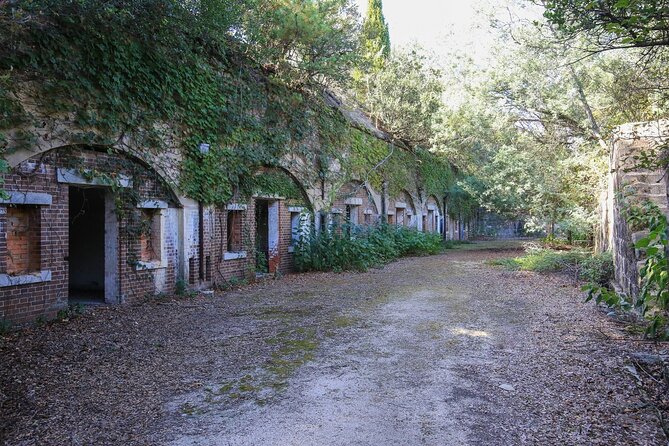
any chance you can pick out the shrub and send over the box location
[578,252,614,286]
[489,245,592,274]
[293,223,443,272]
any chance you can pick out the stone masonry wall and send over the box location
[605,120,669,299]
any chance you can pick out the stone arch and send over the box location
[390,189,418,227]
[332,180,381,226]
[424,195,443,233]
[247,166,314,210]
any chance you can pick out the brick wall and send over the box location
[332,182,380,226]
[0,157,68,325]
[5,206,41,274]
[1,147,179,325]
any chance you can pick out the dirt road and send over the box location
[1,242,664,445]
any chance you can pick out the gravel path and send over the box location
[1,242,666,445]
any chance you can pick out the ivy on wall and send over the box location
[0,0,475,216]
[240,169,309,206]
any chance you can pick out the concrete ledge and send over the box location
[252,194,285,200]
[0,270,52,287]
[427,204,437,211]
[135,260,167,271]
[288,206,305,213]
[0,192,52,206]
[394,202,407,209]
[344,198,363,206]
[57,168,133,188]
[225,203,248,211]
[137,199,168,209]
[224,251,247,260]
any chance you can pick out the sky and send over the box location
[354,0,542,64]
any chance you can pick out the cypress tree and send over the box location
[362,0,390,70]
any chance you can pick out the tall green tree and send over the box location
[361,0,391,70]
[364,46,443,145]
[541,0,669,52]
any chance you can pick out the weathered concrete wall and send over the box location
[603,120,669,298]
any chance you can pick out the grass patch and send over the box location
[489,244,613,284]
[264,328,319,390]
[490,249,590,272]
[332,315,356,328]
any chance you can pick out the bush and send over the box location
[490,245,613,285]
[578,252,614,286]
[489,245,591,273]
[293,223,443,272]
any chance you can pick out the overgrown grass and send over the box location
[489,243,613,285]
[294,223,443,272]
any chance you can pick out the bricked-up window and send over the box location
[6,206,41,275]
[290,212,301,245]
[139,209,162,262]
[226,210,243,252]
[395,208,405,226]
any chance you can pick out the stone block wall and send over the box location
[602,120,669,299]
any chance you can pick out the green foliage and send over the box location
[629,202,669,338]
[361,0,391,70]
[56,303,85,321]
[490,247,591,273]
[293,223,442,272]
[543,0,669,51]
[578,251,614,286]
[417,148,453,197]
[585,202,669,339]
[0,319,11,334]
[242,0,361,87]
[346,128,392,190]
[0,0,361,205]
[175,279,188,296]
[362,46,443,145]
[240,169,307,203]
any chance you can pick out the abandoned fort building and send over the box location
[0,95,472,325]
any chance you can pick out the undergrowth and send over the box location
[489,242,613,285]
[294,223,443,272]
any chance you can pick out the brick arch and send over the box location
[390,189,418,227]
[1,144,184,325]
[424,195,443,233]
[7,143,183,206]
[252,166,314,210]
[426,195,442,214]
[336,180,380,214]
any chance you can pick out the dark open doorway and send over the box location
[69,186,106,303]
[255,200,269,273]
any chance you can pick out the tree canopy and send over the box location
[542,0,669,52]
[361,0,391,70]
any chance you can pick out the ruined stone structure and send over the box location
[599,120,669,298]
[0,97,468,325]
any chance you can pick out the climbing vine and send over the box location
[0,0,473,213]
[239,169,308,205]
